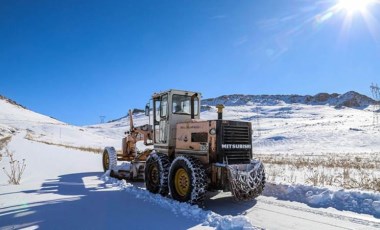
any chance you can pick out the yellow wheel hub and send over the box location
[174,168,190,197]
[103,152,109,170]
[150,166,159,184]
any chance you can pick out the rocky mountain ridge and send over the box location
[0,95,27,109]
[202,91,376,109]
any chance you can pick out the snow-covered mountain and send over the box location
[0,95,62,138]
[202,91,375,109]
[0,95,119,151]
[107,91,376,123]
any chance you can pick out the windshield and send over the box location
[172,94,199,115]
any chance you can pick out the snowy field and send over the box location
[1,94,380,229]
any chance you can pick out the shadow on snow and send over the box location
[0,172,200,230]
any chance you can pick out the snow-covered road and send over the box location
[1,132,380,230]
[205,192,380,229]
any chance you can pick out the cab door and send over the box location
[153,94,168,144]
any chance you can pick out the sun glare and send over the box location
[337,0,375,13]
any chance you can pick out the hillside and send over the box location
[0,95,27,109]
[0,96,119,152]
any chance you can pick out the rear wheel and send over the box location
[169,156,206,204]
[103,147,117,172]
[145,152,170,196]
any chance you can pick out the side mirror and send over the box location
[145,103,150,116]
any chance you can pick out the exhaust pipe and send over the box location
[216,104,225,120]
[191,93,198,119]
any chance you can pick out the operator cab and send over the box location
[146,89,201,156]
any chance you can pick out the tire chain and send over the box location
[227,160,266,201]
[185,156,207,204]
[146,152,170,195]
[169,156,207,204]
[104,147,117,171]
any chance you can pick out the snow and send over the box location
[373,201,380,213]
[263,183,380,217]
[0,132,258,230]
[0,98,119,151]
[101,177,256,230]
[1,93,380,229]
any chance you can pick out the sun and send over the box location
[336,0,375,13]
[312,0,380,43]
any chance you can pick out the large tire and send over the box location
[229,160,266,200]
[103,147,117,172]
[169,156,207,204]
[145,152,170,196]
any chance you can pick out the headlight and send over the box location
[209,128,216,135]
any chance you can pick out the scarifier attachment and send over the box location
[226,160,265,201]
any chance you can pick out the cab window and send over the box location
[172,94,199,115]
[161,94,168,117]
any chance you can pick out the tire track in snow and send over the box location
[254,197,380,228]
[250,205,352,230]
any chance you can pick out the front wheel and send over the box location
[168,156,206,204]
[103,147,117,172]
[145,152,170,196]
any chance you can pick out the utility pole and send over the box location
[257,107,261,137]
[253,107,261,137]
[370,83,380,126]
[100,115,106,124]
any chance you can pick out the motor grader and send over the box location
[102,89,265,204]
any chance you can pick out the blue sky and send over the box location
[1,0,380,125]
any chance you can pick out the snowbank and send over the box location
[264,183,380,218]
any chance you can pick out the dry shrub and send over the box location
[305,170,320,186]
[0,136,12,163]
[2,148,26,185]
[0,136,12,151]
[267,167,283,182]
[305,169,329,186]
[288,165,297,184]
[373,178,380,192]
[258,153,380,170]
[260,153,380,192]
